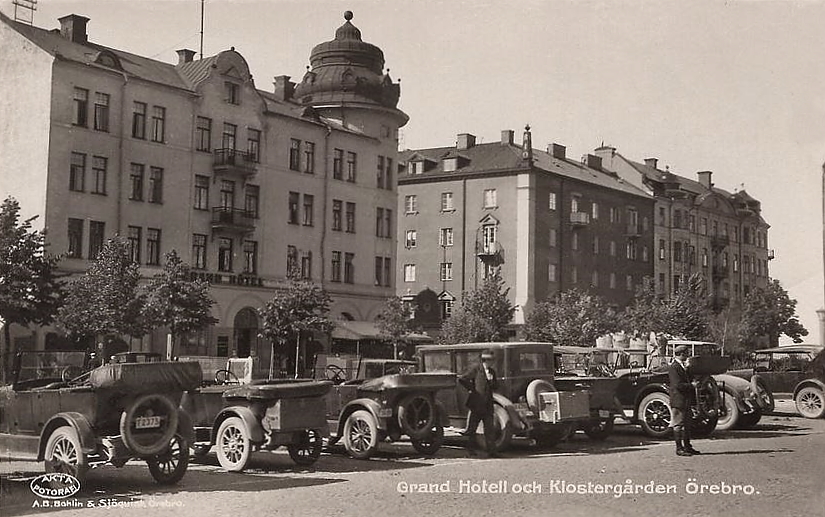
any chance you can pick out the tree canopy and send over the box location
[439,273,514,344]
[621,274,711,340]
[739,279,808,348]
[375,296,416,358]
[523,289,618,346]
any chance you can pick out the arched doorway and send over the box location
[233,308,258,358]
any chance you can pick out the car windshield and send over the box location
[15,351,88,383]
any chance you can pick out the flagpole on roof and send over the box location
[199,0,205,60]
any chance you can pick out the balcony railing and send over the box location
[710,234,730,249]
[476,241,504,263]
[625,224,641,237]
[569,212,590,226]
[213,148,257,178]
[768,249,775,260]
[712,264,729,281]
[211,207,255,233]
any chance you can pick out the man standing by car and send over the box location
[459,350,499,457]
[669,345,701,456]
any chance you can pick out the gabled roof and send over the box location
[400,142,650,199]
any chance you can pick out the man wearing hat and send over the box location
[458,350,500,457]
[669,345,701,456]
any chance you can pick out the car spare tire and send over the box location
[119,393,179,456]
[526,380,555,413]
[397,393,435,439]
[750,375,775,413]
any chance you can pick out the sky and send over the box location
[3,0,824,342]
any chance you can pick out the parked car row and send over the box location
[2,341,823,488]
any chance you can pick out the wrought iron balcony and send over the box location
[213,148,257,178]
[712,264,729,281]
[476,241,504,263]
[211,207,255,233]
[625,224,641,238]
[710,234,730,250]
[569,212,590,227]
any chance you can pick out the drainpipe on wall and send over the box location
[117,71,129,235]
[320,125,331,286]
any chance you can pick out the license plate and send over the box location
[377,408,393,418]
[599,410,611,418]
[135,416,162,429]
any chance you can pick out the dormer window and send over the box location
[94,51,122,70]
[225,81,240,105]
[443,157,458,172]
[410,161,425,175]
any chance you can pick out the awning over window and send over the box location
[331,320,432,343]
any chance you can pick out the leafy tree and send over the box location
[142,250,218,358]
[0,197,63,380]
[621,274,711,340]
[523,289,618,346]
[439,273,514,344]
[258,274,333,378]
[376,296,416,359]
[57,237,147,342]
[739,279,808,348]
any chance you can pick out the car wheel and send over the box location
[343,410,379,460]
[750,375,775,413]
[638,392,672,438]
[215,417,251,471]
[147,434,189,485]
[397,394,435,439]
[736,409,762,429]
[287,429,323,466]
[411,419,444,456]
[715,389,739,431]
[795,386,825,419]
[44,426,88,484]
[474,405,513,453]
[119,393,179,456]
[583,417,614,441]
[534,422,575,448]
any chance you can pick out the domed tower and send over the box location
[294,11,408,134]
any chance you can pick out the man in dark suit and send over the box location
[669,345,701,456]
[458,350,499,457]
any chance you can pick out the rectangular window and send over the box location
[151,106,165,143]
[196,116,212,152]
[483,189,497,208]
[377,156,385,189]
[146,228,161,265]
[571,265,578,284]
[301,252,312,280]
[67,218,83,258]
[383,256,391,287]
[404,264,416,282]
[333,148,344,179]
[132,101,146,138]
[642,245,649,262]
[91,156,107,194]
[148,167,163,203]
[610,272,617,289]
[194,175,209,210]
[548,192,557,210]
[674,241,682,262]
[386,158,393,190]
[247,129,261,162]
[626,274,633,291]
[346,151,357,182]
[700,218,708,235]
[73,88,88,127]
[192,234,207,269]
[129,163,144,200]
[609,240,616,257]
[384,209,392,239]
[482,225,497,253]
[88,221,105,259]
[345,202,356,233]
[375,257,384,286]
[548,263,556,282]
[303,194,314,226]
[304,141,315,173]
[592,235,599,254]
[331,251,342,282]
[332,200,342,231]
[220,180,235,209]
[405,195,418,214]
[571,232,579,251]
[571,196,580,214]
[439,228,453,247]
[225,81,240,104]
[127,226,142,263]
[70,152,86,192]
[288,192,300,224]
[441,192,454,211]
[440,262,453,281]
[406,230,417,248]
[289,139,301,171]
[218,238,233,272]
[626,241,637,260]
[376,207,384,237]
[245,185,259,218]
[287,245,298,275]
[659,239,666,260]
[549,228,557,247]
[243,240,258,274]
[702,248,709,267]
[93,92,109,132]
[222,123,237,150]
[592,202,599,220]
[344,252,355,284]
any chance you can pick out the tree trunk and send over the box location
[2,321,12,384]
[294,331,301,379]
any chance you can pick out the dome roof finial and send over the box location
[344,10,353,21]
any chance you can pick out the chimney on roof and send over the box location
[58,14,89,44]
[644,157,659,169]
[457,133,476,150]
[176,49,196,65]
[273,75,295,101]
[549,143,566,160]
[501,130,514,145]
[586,154,602,171]
[697,170,713,189]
